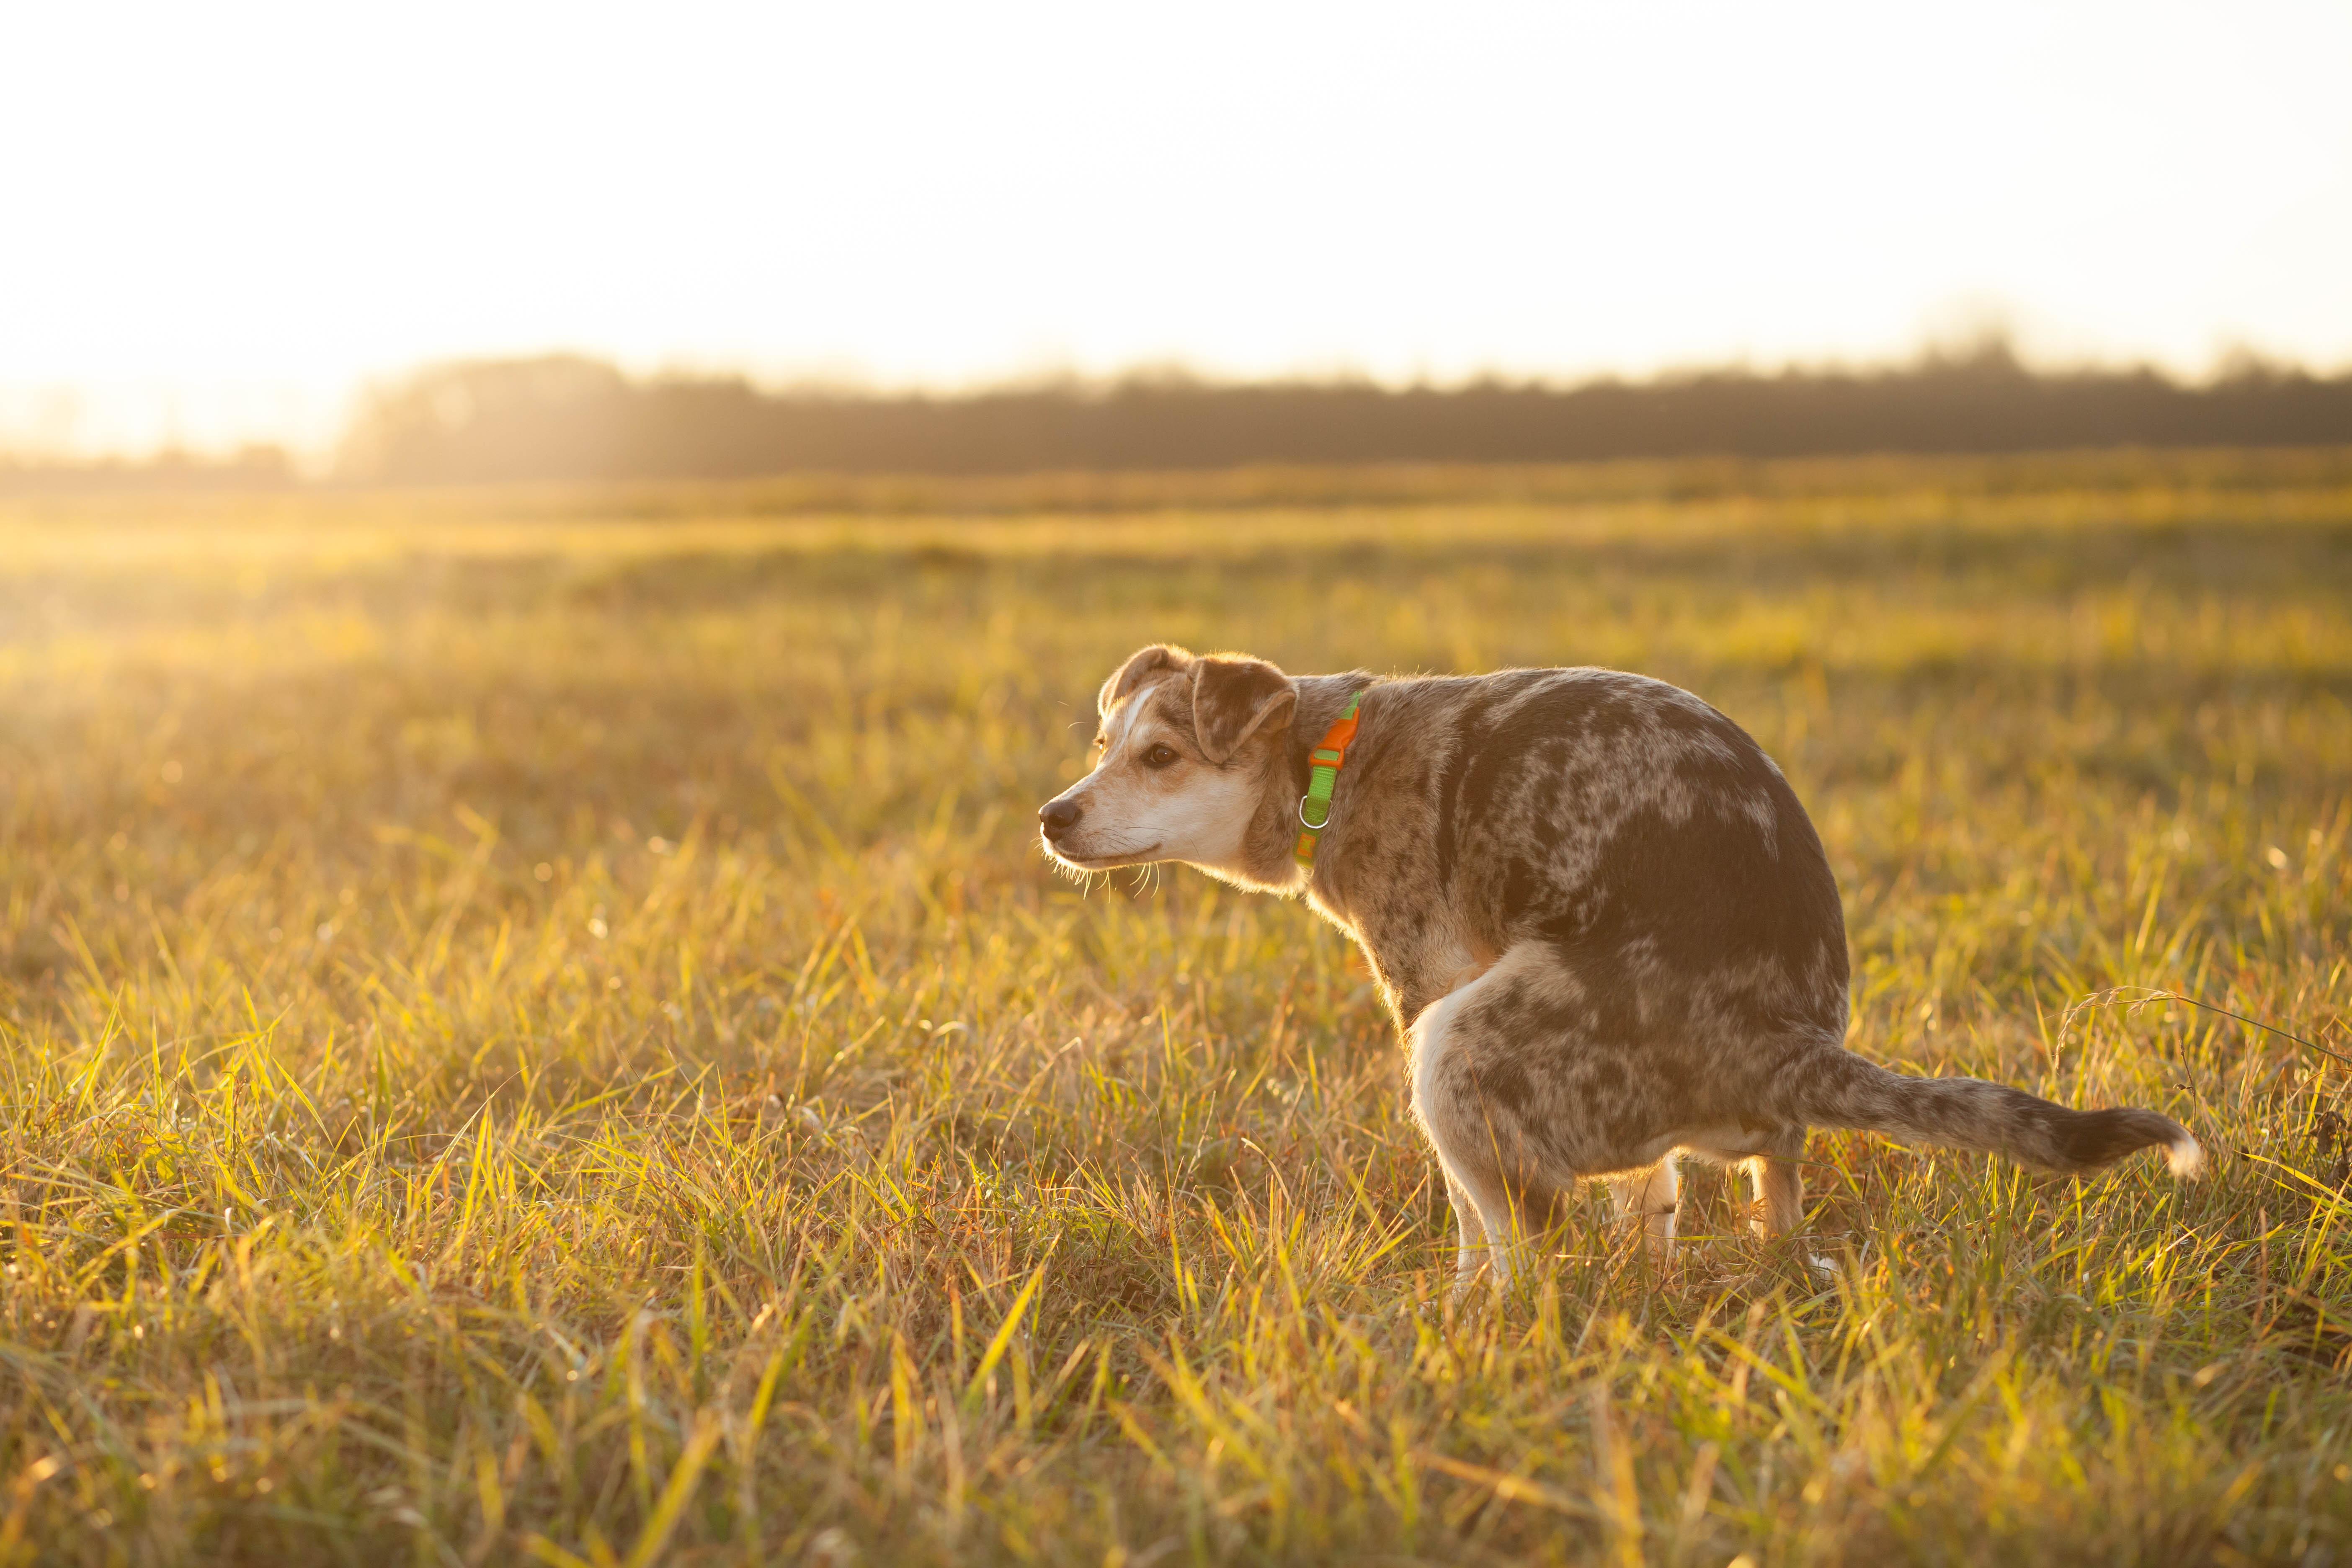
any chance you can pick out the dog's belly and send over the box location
[1566,1122,1782,1179]
[1668,1124,1782,1161]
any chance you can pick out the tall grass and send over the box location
[0,460,2347,1564]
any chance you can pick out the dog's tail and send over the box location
[1782,1048,2202,1177]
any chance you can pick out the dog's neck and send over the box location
[1285,672,1379,796]
[1212,672,1378,894]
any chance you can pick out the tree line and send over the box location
[7,344,2349,491]
[338,346,2352,483]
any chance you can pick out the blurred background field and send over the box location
[1,453,2349,1565]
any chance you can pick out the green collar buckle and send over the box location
[1293,691,1364,869]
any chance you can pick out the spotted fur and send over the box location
[1039,646,2202,1290]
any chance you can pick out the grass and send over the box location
[0,451,2348,1565]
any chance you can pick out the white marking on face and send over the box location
[1038,679,1266,878]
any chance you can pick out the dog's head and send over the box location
[1037,644,1296,881]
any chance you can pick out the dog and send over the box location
[1037,645,2202,1289]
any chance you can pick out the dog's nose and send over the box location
[1038,797,1083,838]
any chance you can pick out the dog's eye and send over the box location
[1142,743,1180,769]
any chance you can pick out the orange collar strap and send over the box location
[1293,691,1364,869]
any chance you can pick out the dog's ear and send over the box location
[1099,644,1191,717]
[1191,655,1296,764]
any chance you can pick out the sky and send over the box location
[4,1,2350,459]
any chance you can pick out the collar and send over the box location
[1292,691,1364,869]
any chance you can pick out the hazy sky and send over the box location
[5,1,2350,456]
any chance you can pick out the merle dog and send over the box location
[1038,645,2201,1288]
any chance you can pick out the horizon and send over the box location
[24,330,2346,468]
[6,0,2349,460]
[10,321,2343,475]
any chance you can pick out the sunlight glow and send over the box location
[3,0,2349,455]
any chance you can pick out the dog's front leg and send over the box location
[1440,1169,1491,1292]
[1408,973,1534,1299]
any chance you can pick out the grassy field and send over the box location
[1,452,2349,1565]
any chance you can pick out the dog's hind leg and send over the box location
[1745,1127,1837,1275]
[1744,1127,1806,1239]
[1409,944,1642,1295]
[1607,1156,1679,1259]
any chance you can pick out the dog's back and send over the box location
[1308,665,2197,1270]
[1317,665,1849,1073]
